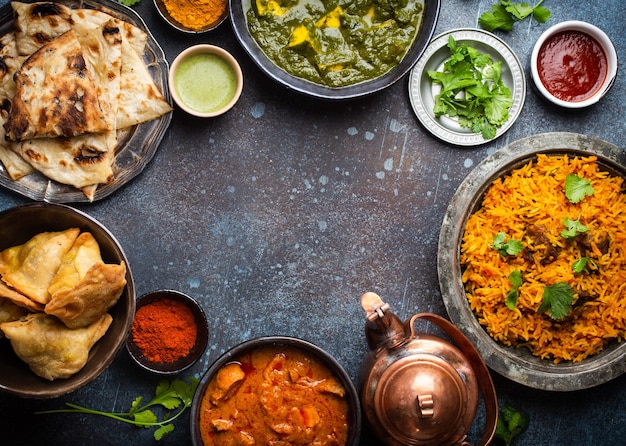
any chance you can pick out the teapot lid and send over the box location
[372,344,477,445]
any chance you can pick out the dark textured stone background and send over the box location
[0,0,624,445]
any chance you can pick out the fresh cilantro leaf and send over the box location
[560,216,588,239]
[505,269,523,309]
[573,257,597,274]
[505,2,536,21]
[155,424,175,441]
[133,409,158,426]
[478,3,515,32]
[496,405,530,446]
[428,36,514,140]
[532,5,551,23]
[565,173,594,203]
[490,232,524,256]
[35,376,199,441]
[118,0,141,6]
[479,1,550,32]
[537,282,575,320]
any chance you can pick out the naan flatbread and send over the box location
[0,31,18,57]
[70,9,123,129]
[11,1,72,56]
[4,29,110,142]
[0,312,112,380]
[0,52,34,179]
[45,232,126,329]
[117,37,172,129]
[0,228,80,304]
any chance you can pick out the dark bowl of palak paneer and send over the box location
[229,0,441,100]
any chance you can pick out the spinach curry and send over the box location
[246,0,425,88]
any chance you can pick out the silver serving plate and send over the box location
[438,132,626,391]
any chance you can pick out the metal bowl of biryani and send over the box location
[0,202,135,398]
[438,132,626,391]
[229,0,440,100]
[190,336,361,445]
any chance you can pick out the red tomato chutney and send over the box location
[537,30,607,102]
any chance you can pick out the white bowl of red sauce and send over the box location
[531,21,617,108]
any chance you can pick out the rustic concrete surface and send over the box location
[0,0,624,445]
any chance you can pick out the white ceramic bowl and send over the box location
[168,45,243,118]
[530,21,617,108]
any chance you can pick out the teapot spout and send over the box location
[361,292,406,350]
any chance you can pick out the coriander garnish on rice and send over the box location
[460,154,626,363]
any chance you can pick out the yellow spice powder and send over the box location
[162,0,227,31]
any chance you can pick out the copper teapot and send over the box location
[358,292,498,446]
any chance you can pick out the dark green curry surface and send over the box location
[246,0,425,88]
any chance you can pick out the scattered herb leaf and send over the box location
[537,282,574,320]
[565,173,594,203]
[573,257,597,274]
[490,232,524,256]
[495,404,530,446]
[118,0,142,6]
[36,377,199,441]
[479,0,551,32]
[560,216,588,239]
[427,36,513,140]
[505,269,523,309]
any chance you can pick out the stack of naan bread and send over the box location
[0,1,172,201]
[0,228,127,381]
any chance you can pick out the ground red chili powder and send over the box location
[131,297,198,363]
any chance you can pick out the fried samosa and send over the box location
[0,297,29,338]
[0,312,112,380]
[0,228,80,304]
[45,232,126,329]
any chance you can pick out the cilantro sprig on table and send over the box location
[479,0,551,32]
[36,377,198,441]
[428,36,514,140]
[496,405,530,446]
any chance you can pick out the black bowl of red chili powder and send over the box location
[126,290,208,375]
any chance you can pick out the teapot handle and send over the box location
[408,313,498,446]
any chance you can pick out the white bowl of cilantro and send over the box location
[409,28,525,146]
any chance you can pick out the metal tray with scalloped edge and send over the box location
[0,0,172,203]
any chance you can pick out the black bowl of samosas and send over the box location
[0,202,135,398]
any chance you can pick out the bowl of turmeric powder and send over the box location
[153,0,228,33]
[126,290,209,375]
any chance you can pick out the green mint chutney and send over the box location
[174,53,237,113]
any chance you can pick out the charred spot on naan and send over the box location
[13,1,73,56]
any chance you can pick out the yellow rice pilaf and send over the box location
[460,154,626,363]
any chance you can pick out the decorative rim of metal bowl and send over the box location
[126,289,208,375]
[408,27,526,146]
[229,0,440,100]
[437,132,626,391]
[189,335,361,445]
[0,202,136,398]
[153,0,228,33]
